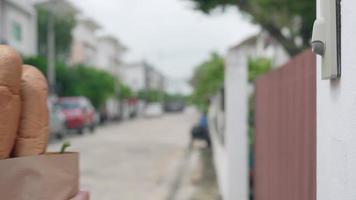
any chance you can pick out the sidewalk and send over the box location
[171,142,220,200]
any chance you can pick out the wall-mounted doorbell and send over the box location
[312,0,341,80]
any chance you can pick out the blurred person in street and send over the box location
[191,110,211,147]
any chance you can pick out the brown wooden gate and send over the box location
[254,50,316,200]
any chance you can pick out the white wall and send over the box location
[208,93,228,199]
[317,0,356,199]
[210,130,228,199]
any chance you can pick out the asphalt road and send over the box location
[48,109,198,200]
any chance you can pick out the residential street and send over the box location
[48,109,199,200]
[0,0,328,199]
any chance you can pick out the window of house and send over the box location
[11,21,22,43]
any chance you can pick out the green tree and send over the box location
[66,65,116,108]
[248,57,272,83]
[189,0,315,56]
[247,57,272,145]
[36,7,76,60]
[164,93,187,102]
[138,90,165,103]
[119,82,134,100]
[191,53,225,110]
[23,57,117,108]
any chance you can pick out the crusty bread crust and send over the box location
[14,65,49,157]
[0,45,22,159]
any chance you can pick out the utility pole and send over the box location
[47,0,56,96]
[0,0,5,43]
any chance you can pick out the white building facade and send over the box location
[316,0,356,199]
[146,66,165,92]
[96,35,126,75]
[70,17,100,66]
[120,62,147,93]
[0,0,37,56]
[120,62,165,93]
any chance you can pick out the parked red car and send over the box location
[58,97,96,134]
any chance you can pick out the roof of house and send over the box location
[34,0,79,16]
[229,32,277,51]
[98,35,128,52]
[5,0,36,15]
[77,16,101,31]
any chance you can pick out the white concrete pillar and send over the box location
[225,48,249,200]
[317,0,356,199]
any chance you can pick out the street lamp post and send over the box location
[0,0,5,44]
[47,0,56,96]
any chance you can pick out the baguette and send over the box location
[0,45,22,159]
[13,65,49,157]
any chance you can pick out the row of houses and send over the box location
[0,0,166,96]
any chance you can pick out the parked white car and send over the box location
[144,103,163,117]
[48,99,67,139]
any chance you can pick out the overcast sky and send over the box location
[69,0,258,79]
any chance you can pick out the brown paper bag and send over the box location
[70,191,90,200]
[0,152,79,200]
